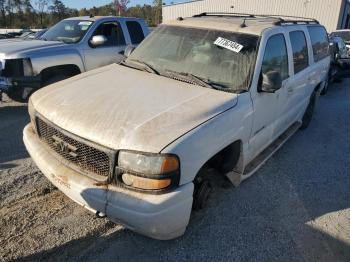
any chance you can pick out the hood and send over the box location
[0,39,66,58]
[32,64,237,153]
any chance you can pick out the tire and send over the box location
[192,178,212,210]
[320,72,330,96]
[6,74,68,103]
[42,74,68,87]
[300,92,316,130]
[6,86,33,103]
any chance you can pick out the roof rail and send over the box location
[262,14,319,25]
[193,12,260,18]
[192,12,319,25]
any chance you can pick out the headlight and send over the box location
[117,151,180,191]
[23,58,34,76]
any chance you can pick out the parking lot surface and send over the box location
[0,80,349,262]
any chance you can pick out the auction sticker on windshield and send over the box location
[214,37,244,53]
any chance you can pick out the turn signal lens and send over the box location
[122,173,171,190]
[161,156,179,173]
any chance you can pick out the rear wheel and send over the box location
[320,71,331,96]
[300,91,316,130]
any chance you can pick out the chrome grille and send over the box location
[36,117,112,177]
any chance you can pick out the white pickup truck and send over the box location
[0,16,149,102]
[24,13,330,240]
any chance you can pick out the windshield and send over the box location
[330,31,350,42]
[127,25,259,92]
[41,20,93,44]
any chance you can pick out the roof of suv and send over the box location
[64,16,142,22]
[164,14,319,36]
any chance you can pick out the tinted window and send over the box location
[126,21,145,44]
[92,22,126,47]
[290,31,309,74]
[262,34,289,81]
[308,26,329,62]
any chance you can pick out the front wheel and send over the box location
[300,92,316,130]
[42,74,68,87]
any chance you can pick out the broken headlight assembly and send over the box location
[116,151,180,192]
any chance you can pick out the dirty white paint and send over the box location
[163,0,348,32]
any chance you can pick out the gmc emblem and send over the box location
[52,135,78,158]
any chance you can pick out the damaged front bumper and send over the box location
[23,124,194,240]
[0,76,41,102]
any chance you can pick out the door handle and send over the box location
[287,87,293,93]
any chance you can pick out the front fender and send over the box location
[161,93,253,185]
[29,48,85,75]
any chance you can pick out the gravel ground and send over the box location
[0,80,349,262]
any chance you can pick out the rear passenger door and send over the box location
[84,21,127,71]
[282,29,313,127]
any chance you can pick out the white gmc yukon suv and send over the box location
[23,13,330,240]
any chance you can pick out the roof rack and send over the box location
[192,12,319,25]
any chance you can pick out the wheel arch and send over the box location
[194,139,244,179]
[40,64,81,85]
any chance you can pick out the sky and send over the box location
[60,0,188,9]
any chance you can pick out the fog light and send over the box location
[121,173,171,190]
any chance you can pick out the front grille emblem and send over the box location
[52,135,78,158]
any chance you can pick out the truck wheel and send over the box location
[42,74,68,87]
[6,87,33,103]
[300,92,316,130]
[192,178,212,210]
[320,72,330,96]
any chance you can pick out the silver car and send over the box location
[0,16,149,102]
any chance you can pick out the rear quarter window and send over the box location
[307,26,329,62]
[126,21,145,44]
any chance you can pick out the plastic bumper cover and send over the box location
[23,124,194,240]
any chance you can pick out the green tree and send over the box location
[50,0,66,21]
[36,0,50,27]
[153,0,162,25]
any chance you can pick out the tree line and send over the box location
[0,0,163,29]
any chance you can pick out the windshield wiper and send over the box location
[128,59,160,75]
[164,70,215,89]
[164,70,236,92]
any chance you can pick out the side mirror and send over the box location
[259,71,282,93]
[124,45,135,58]
[90,35,107,47]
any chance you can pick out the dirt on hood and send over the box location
[31,64,238,152]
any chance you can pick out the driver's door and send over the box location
[84,21,126,71]
[248,33,290,160]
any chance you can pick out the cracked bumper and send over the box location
[23,124,194,240]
